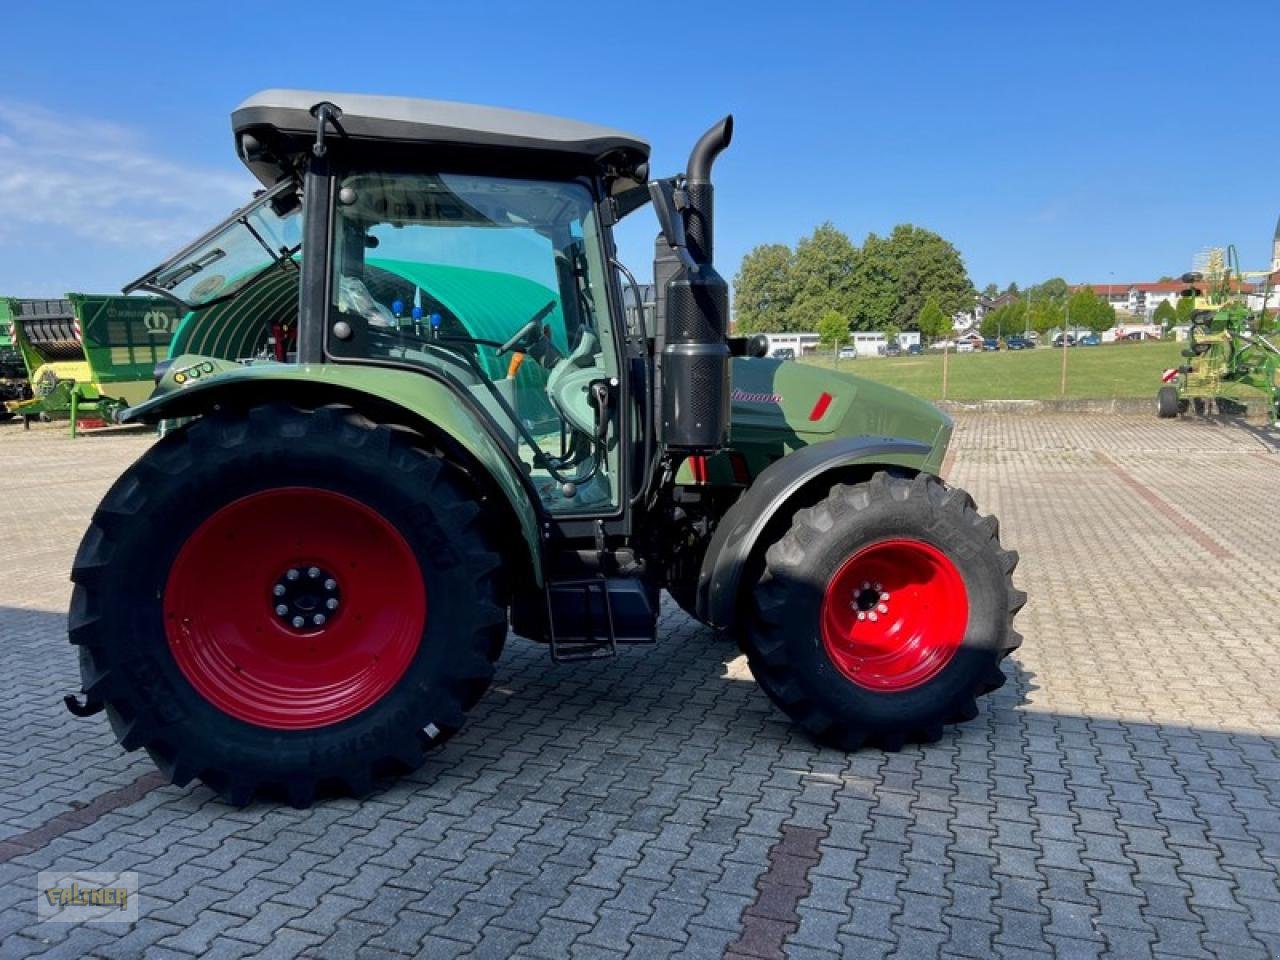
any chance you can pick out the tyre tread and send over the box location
[742,471,1023,752]
[69,404,507,808]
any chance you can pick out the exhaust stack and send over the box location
[659,116,734,452]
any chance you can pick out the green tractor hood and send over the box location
[725,357,952,475]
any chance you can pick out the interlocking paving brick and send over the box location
[2,416,1280,958]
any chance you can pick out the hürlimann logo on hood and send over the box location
[731,388,783,405]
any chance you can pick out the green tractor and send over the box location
[66,91,1023,806]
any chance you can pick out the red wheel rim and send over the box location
[164,488,426,729]
[820,539,968,692]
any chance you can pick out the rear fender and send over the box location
[122,359,544,583]
[695,435,934,629]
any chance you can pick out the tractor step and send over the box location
[545,576,658,663]
[547,579,617,662]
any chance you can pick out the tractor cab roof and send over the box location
[232,89,651,188]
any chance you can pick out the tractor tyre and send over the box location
[666,581,701,622]
[1157,386,1180,419]
[741,472,1023,751]
[69,403,508,807]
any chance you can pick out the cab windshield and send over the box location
[124,181,302,310]
[327,170,621,514]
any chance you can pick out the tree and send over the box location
[1175,296,1197,324]
[731,220,974,337]
[1093,299,1117,334]
[733,243,797,333]
[981,301,1025,339]
[1153,300,1177,330]
[880,225,973,329]
[846,231,898,330]
[979,309,998,339]
[1066,287,1116,334]
[1026,277,1068,305]
[1030,299,1064,337]
[917,297,951,341]
[788,223,860,331]
[816,309,850,349]
[980,306,1003,339]
[981,282,999,298]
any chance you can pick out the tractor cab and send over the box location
[127,90,653,517]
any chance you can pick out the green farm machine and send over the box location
[1157,246,1280,423]
[1,294,180,433]
[66,91,1024,806]
[0,302,30,419]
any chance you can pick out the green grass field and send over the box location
[799,341,1263,401]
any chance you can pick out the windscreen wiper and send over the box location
[154,249,226,290]
[241,217,300,272]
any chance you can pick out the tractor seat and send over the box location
[546,332,602,437]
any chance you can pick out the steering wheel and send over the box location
[497,300,558,356]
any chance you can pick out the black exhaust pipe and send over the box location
[660,116,734,453]
[684,116,733,265]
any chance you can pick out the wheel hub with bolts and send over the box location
[160,486,426,730]
[272,565,341,631]
[820,538,969,692]
[853,581,890,622]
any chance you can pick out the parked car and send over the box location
[884,341,901,357]
[837,347,856,359]
[907,343,923,355]
[1052,334,1076,348]
[1005,336,1033,350]
[1077,334,1101,347]
[772,347,795,360]
[982,338,1000,351]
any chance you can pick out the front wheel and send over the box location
[1157,386,1180,419]
[742,472,1023,750]
[69,404,508,806]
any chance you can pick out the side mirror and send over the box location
[647,179,698,273]
[747,334,769,358]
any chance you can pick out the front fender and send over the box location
[695,435,934,629]
[123,359,543,583]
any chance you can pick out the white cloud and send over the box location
[0,102,252,251]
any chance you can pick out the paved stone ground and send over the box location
[1,415,1278,959]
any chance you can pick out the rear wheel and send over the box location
[666,582,701,621]
[742,472,1023,750]
[1157,386,1180,418]
[70,404,508,807]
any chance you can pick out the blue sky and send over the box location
[2,1,1278,299]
